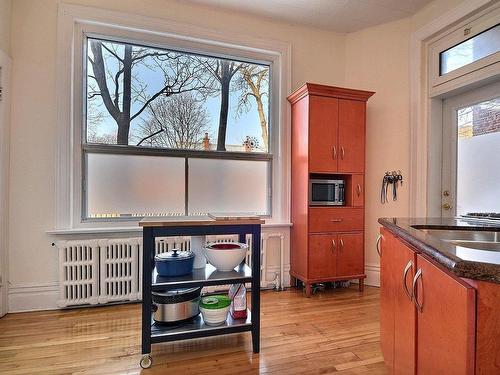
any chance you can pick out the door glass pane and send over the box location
[456,97,500,215]
[188,158,269,215]
[440,24,500,75]
[86,153,185,218]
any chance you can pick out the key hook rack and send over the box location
[381,170,403,204]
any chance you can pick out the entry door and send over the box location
[441,81,500,217]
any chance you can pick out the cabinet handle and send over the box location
[412,268,423,313]
[331,239,336,251]
[339,238,344,248]
[376,234,383,257]
[333,146,337,159]
[340,146,345,159]
[356,184,362,196]
[330,218,343,222]
[402,260,413,301]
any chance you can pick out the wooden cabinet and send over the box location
[288,83,374,297]
[380,229,476,375]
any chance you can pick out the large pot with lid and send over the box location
[152,287,201,323]
[155,249,194,277]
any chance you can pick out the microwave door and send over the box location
[311,182,337,205]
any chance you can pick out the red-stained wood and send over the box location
[309,207,364,233]
[309,95,338,173]
[287,82,375,104]
[308,234,337,279]
[416,254,476,375]
[351,174,364,207]
[290,94,310,281]
[338,99,365,173]
[337,232,364,277]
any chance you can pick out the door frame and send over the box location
[441,81,500,217]
[409,0,499,218]
[0,49,11,317]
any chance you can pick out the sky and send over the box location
[86,38,270,151]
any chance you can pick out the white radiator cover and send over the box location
[55,234,283,308]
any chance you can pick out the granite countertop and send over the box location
[378,217,500,283]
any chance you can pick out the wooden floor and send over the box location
[0,286,386,375]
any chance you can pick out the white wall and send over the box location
[0,0,11,56]
[8,0,345,311]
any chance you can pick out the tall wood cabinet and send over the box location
[287,83,374,297]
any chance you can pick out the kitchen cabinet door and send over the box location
[351,175,364,207]
[415,254,476,375]
[336,232,364,276]
[379,228,395,374]
[393,239,417,375]
[308,234,337,279]
[309,96,339,173]
[338,99,365,173]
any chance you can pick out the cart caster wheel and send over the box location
[140,354,152,369]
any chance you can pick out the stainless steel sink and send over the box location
[448,240,500,251]
[419,229,500,242]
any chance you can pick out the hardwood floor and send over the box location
[0,286,386,375]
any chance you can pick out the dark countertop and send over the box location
[378,217,500,283]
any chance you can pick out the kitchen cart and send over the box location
[139,216,263,369]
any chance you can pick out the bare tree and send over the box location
[201,59,242,151]
[235,64,269,151]
[87,40,214,145]
[136,93,210,149]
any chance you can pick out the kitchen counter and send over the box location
[378,217,500,283]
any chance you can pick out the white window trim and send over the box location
[409,0,500,217]
[54,4,291,231]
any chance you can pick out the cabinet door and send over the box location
[379,228,395,374]
[415,254,475,375]
[309,96,339,173]
[351,175,364,207]
[338,99,365,173]
[308,234,337,279]
[393,239,417,375]
[337,232,364,277]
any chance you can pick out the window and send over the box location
[84,37,271,219]
[440,24,500,75]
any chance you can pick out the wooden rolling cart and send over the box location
[139,216,262,369]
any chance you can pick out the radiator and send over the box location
[56,234,279,308]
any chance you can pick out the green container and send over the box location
[199,295,231,310]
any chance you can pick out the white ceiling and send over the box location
[183,0,434,33]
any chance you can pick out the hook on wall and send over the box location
[381,170,403,204]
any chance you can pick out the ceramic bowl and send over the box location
[204,243,248,272]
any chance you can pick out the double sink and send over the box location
[419,228,500,252]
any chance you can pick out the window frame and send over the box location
[56,4,291,230]
[428,4,500,95]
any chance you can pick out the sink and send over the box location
[448,241,500,252]
[418,229,500,242]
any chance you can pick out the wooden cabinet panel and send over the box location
[309,207,364,233]
[309,96,338,173]
[351,175,364,207]
[308,234,337,279]
[337,232,364,276]
[338,99,365,173]
[379,228,395,374]
[416,254,475,375]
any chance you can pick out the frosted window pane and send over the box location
[456,97,500,215]
[188,159,269,215]
[86,153,185,218]
[440,24,500,75]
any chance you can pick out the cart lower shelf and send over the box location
[151,309,252,343]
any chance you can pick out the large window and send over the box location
[84,37,271,219]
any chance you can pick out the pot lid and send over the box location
[199,295,231,309]
[153,287,201,298]
[155,249,194,261]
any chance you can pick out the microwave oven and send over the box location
[309,179,345,206]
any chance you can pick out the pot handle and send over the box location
[151,304,158,313]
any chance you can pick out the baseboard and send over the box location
[365,264,380,287]
[8,283,59,312]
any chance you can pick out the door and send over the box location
[336,232,363,276]
[351,174,364,207]
[309,95,338,173]
[308,234,337,279]
[338,99,365,173]
[379,228,395,373]
[441,81,500,217]
[393,239,416,375]
[415,254,475,375]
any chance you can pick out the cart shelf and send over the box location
[152,264,252,291]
